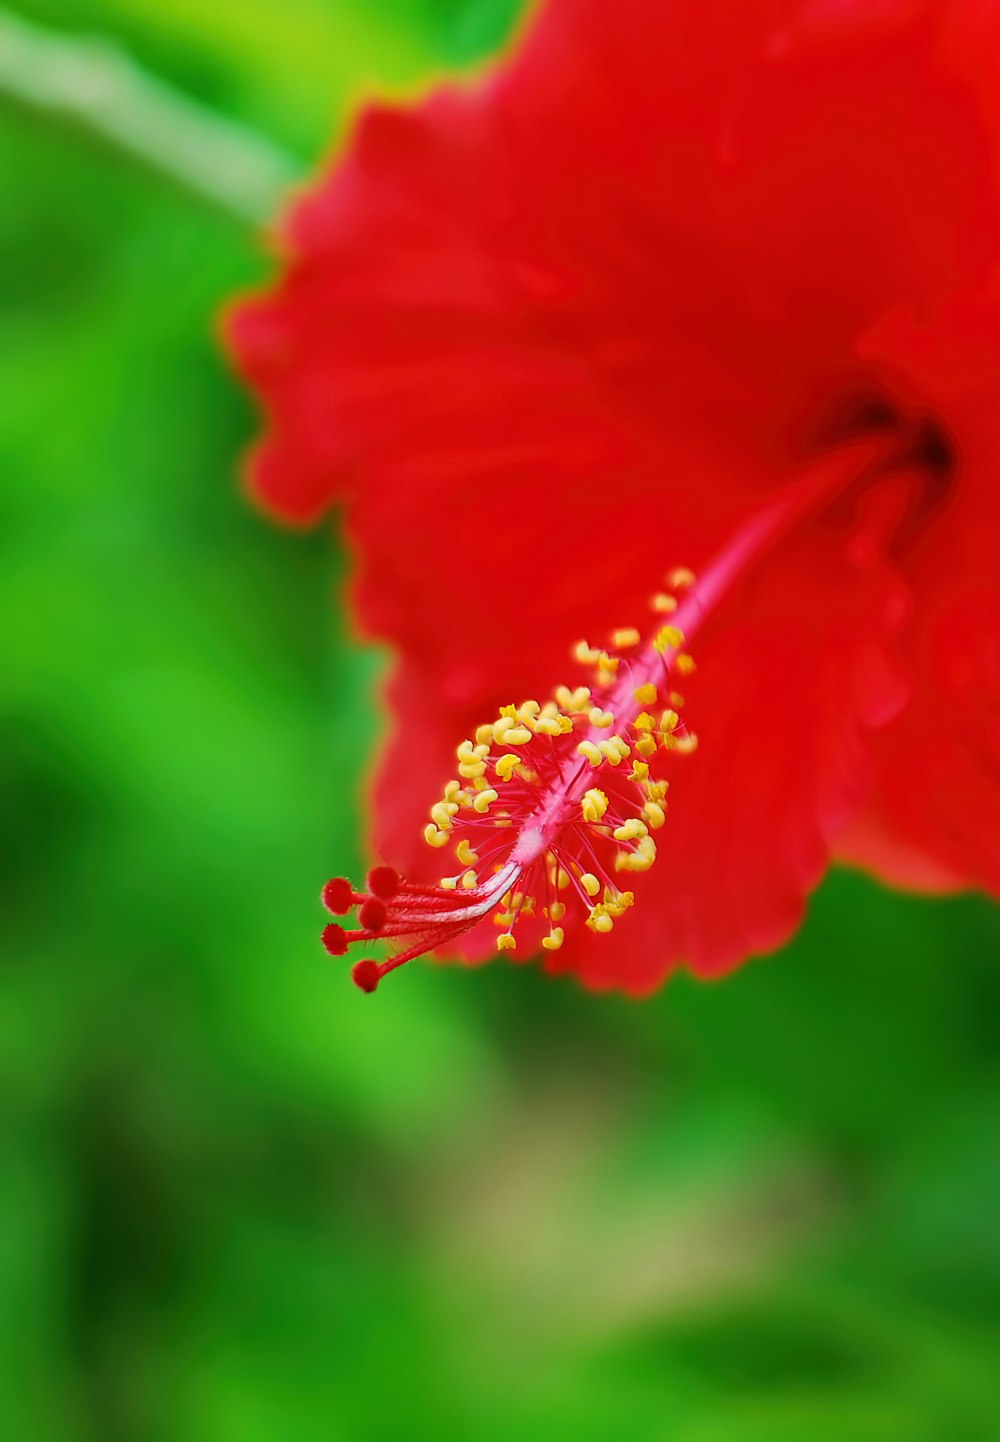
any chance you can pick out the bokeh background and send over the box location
[2,2,999,1438]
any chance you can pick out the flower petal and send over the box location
[228,0,1000,987]
[836,295,1000,895]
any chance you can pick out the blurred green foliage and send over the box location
[1,2,998,1439]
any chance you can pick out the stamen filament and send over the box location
[323,437,897,990]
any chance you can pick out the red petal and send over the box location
[835,295,1000,895]
[227,0,1000,987]
[229,0,998,533]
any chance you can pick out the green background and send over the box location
[2,2,998,1438]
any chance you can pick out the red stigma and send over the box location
[321,922,349,955]
[352,958,381,993]
[322,877,354,914]
[367,864,400,900]
[359,896,387,932]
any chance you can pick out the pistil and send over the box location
[323,435,908,991]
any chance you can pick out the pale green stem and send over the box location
[0,7,302,225]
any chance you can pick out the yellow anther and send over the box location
[557,714,574,734]
[518,700,541,721]
[629,760,650,784]
[589,707,614,728]
[430,801,457,829]
[613,852,641,875]
[668,566,696,589]
[493,911,514,927]
[615,835,657,872]
[494,817,514,827]
[459,760,487,779]
[496,754,521,782]
[541,927,565,951]
[577,740,603,767]
[457,737,489,761]
[588,907,615,934]
[635,734,657,758]
[633,683,658,705]
[653,624,686,654]
[670,691,686,707]
[549,901,567,922]
[424,824,450,849]
[474,723,494,746]
[540,700,561,719]
[444,779,463,803]
[603,889,634,918]
[646,781,669,803]
[499,704,518,719]
[581,872,601,898]
[554,867,571,890]
[634,711,655,731]
[461,869,478,890]
[596,651,620,675]
[581,788,609,823]
[546,856,572,889]
[677,653,697,674]
[556,685,591,711]
[573,640,601,665]
[612,627,641,650]
[673,731,699,754]
[643,801,667,830]
[456,838,479,866]
[533,716,562,737]
[651,592,678,613]
[599,736,631,765]
[614,817,648,842]
[440,876,458,890]
[660,709,680,734]
[496,934,516,952]
[492,716,517,744]
[473,787,499,814]
[503,725,533,746]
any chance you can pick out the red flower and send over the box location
[229,0,1000,993]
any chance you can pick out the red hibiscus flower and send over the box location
[229,0,1000,994]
